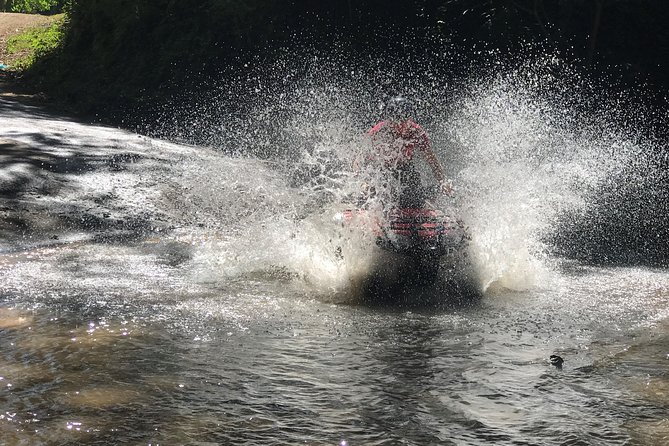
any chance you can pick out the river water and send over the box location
[1,63,669,445]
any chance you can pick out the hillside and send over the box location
[0,12,54,67]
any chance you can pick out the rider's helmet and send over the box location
[383,96,415,122]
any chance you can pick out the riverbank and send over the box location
[0,12,57,67]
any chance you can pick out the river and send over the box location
[1,71,668,446]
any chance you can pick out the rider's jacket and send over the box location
[367,119,430,168]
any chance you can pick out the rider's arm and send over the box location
[418,131,453,195]
[419,134,446,183]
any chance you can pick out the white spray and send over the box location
[161,54,642,297]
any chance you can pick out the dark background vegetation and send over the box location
[8,0,667,117]
[4,0,669,266]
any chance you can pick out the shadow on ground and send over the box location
[0,130,162,248]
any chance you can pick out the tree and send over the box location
[0,0,67,14]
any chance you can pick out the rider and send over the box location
[354,96,452,208]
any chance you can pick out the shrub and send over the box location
[6,16,64,70]
[0,0,67,14]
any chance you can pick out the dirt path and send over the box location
[0,12,55,67]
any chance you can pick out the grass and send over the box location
[6,14,64,70]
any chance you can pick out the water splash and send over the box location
[445,56,641,291]
[151,50,658,296]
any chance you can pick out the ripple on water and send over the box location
[58,387,145,409]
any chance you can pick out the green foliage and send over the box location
[0,0,67,13]
[6,16,64,70]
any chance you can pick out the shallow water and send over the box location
[2,64,669,445]
[2,238,669,445]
